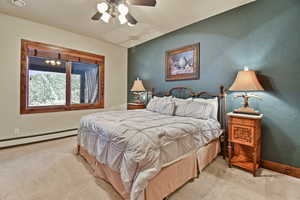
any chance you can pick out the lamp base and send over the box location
[134,99,143,104]
[132,92,144,105]
[233,107,261,116]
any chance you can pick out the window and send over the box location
[28,57,67,107]
[21,40,104,114]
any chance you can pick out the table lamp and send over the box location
[130,77,146,104]
[229,67,264,115]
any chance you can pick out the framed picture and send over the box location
[165,43,200,81]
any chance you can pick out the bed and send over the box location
[76,86,226,200]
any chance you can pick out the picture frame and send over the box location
[165,43,200,81]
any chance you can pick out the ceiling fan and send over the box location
[91,0,157,26]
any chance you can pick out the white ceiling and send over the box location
[0,0,255,48]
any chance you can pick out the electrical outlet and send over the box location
[14,128,20,136]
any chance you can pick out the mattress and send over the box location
[77,110,222,200]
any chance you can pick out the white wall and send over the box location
[0,13,128,140]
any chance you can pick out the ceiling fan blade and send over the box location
[91,12,102,21]
[126,13,138,25]
[127,0,156,7]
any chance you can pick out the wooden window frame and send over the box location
[20,39,105,114]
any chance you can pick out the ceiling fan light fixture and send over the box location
[11,0,26,7]
[92,0,149,27]
[97,2,109,13]
[101,12,111,23]
[50,60,56,66]
[118,3,129,15]
[118,15,128,24]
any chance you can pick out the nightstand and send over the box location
[127,103,145,110]
[227,112,263,176]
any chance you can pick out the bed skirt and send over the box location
[77,139,220,200]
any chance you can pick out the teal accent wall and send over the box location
[128,0,300,167]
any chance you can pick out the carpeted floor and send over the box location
[0,136,299,200]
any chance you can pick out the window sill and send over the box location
[20,104,104,114]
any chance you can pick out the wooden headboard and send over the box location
[153,85,227,157]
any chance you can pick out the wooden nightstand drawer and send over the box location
[231,125,254,146]
[231,117,255,126]
[127,104,145,110]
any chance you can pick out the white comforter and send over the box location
[77,110,222,200]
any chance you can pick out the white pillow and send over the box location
[157,101,175,115]
[173,97,192,102]
[174,100,213,119]
[146,97,175,116]
[193,97,218,120]
[146,98,159,111]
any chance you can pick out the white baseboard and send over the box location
[0,129,77,149]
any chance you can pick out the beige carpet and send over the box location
[0,137,299,200]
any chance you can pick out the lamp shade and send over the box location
[131,78,146,92]
[229,69,264,91]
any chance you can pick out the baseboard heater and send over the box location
[0,128,78,149]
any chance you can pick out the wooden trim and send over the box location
[20,39,105,114]
[98,59,105,108]
[22,105,67,114]
[262,160,300,179]
[69,103,103,110]
[66,62,72,108]
[22,105,104,114]
[20,40,28,114]
[23,39,104,62]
